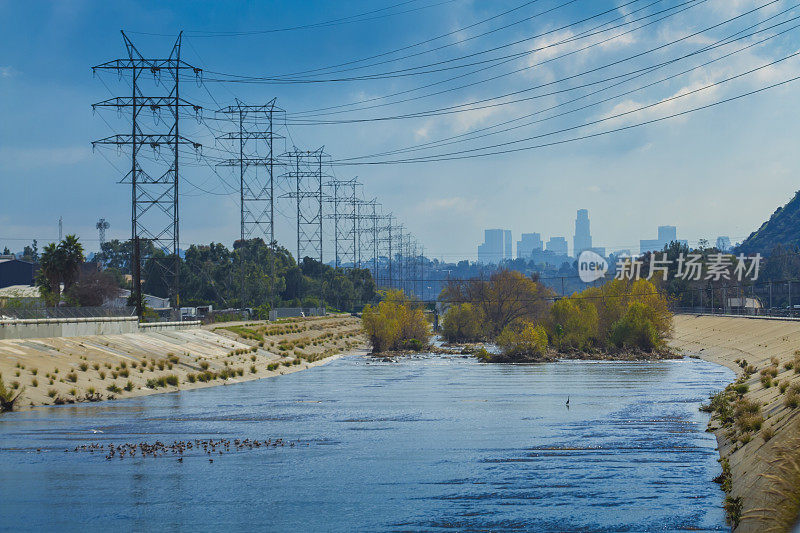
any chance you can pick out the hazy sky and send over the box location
[2,0,800,260]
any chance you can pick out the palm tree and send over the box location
[37,242,63,305]
[36,235,84,306]
[59,235,84,292]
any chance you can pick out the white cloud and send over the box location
[417,196,477,213]
[449,104,500,133]
[414,122,432,139]
[0,66,16,78]
[708,0,781,17]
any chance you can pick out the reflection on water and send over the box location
[0,354,733,532]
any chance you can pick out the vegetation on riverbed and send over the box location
[440,272,673,361]
[699,352,800,530]
[751,435,800,532]
[0,373,25,412]
[361,290,431,353]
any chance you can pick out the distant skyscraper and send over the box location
[716,236,732,252]
[478,229,512,264]
[658,225,677,243]
[573,209,592,257]
[640,225,687,254]
[546,236,569,257]
[517,233,543,259]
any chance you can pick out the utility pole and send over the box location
[58,217,63,241]
[282,148,326,264]
[92,31,202,316]
[217,99,283,308]
[770,281,773,311]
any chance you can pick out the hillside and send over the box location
[737,190,800,255]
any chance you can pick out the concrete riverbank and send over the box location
[0,315,366,410]
[671,314,800,532]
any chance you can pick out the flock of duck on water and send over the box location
[65,437,306,462]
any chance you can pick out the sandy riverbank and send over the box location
[0,315,366,411]
[670,314,800,532]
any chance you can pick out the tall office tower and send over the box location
[640,225,686,254]
[573,209,592,257]
[503,229,512,260]
[546,236,569,257]
[478,229,511,264]
[658,225,677,244]
[517,233,544,259]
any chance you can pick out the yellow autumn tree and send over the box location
[496,320,549,358]
[441,303,485,343]
[362,289,431,353]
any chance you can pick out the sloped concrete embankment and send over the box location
[671,314,800,532]
[0,316,366,410]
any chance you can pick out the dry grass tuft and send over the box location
[746,435,800,532]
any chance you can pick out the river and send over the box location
[0,353,733,532]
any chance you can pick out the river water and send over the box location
[0,354,733,532]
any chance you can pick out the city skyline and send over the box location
[475,209,731,264]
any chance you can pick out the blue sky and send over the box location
[2,0,800,260]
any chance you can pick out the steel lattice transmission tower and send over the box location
[392,223,405,291]
[217,99,283,306]
[325,178,359,269]
[353,197,378,271]
[217,99,282,245]
[401,233,413,297]
[377,214,399,288]
[96,218,110,247]
[366,200,381,279]
[282,148,326,264]
[92,31,202,315]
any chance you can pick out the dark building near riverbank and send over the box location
[0,258,36,289]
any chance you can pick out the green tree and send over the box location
[20,240,38,262]
[35,235,85,306]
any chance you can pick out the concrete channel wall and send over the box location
[0,317,202,340]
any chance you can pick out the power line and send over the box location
[263,0,547,79]
[330,55,800,165]
[283,0,680,118]
[128,0,458,37]
[330,11,800,159]
[202,0,672,84]
[284,0,782,124]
